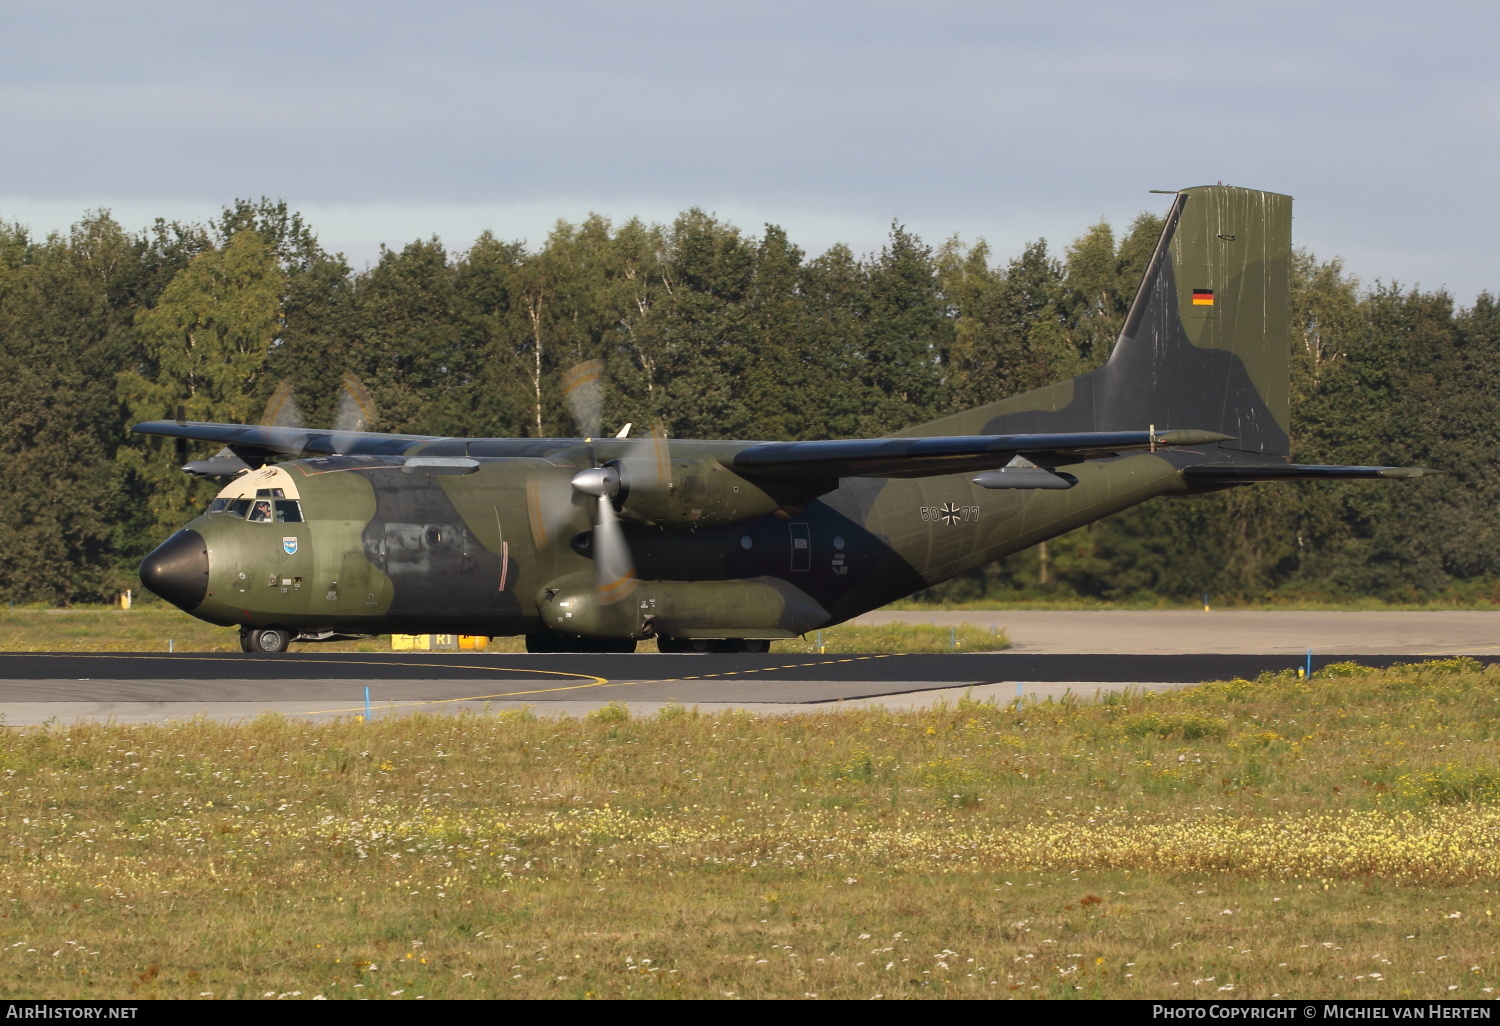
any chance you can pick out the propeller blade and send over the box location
[590,493,636,603]
[570,465,636,603]
[334,372,376,433]
[261,381,304,428]
[616,422,671,492]
[563,359,604,439]
[525,465,583,549]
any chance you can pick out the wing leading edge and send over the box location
[132,421,439,460]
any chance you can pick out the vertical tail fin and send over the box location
[906,185,1292,459]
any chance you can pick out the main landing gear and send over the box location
[240,627,292,654]
[656,638,770,654]
[524,631,637,654]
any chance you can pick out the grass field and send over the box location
[2,659,1500,999]
[0,606,1006,656]
[884,597,1500,611]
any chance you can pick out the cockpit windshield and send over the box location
[209,465,302,521]
[210,496,302,522]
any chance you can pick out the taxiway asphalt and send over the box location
[0,648,1488,725]
[855,609,1500,654]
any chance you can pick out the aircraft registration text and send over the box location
[920,503,979,525]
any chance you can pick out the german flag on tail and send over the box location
[1192,288,1214,306]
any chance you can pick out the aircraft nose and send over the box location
[139,529,210,611]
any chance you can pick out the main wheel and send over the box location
[528,631,637,654]
[587,638,636,653]
[525,631,561,653]
[717,638,771,654]
[657,637,715,654]
[246,627,292,655]
[238,628,254,653]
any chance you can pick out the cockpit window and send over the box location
[214,495,298,520]
[255,488,286,498]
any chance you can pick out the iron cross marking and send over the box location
[939,502,961,525]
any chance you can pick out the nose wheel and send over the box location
[240,627,292,655]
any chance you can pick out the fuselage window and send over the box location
[274,499,304,523]
[226,498,251,519]
[247,499,275,523]
[209,498,228,514]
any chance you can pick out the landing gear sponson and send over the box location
[523,631,771,654]
[235,628,773,655]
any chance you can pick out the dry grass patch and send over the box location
[3,659,1500,998]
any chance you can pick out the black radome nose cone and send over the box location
[140,529,209,611]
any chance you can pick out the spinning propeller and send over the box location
[523,359,671,604]
[176,373,380,477]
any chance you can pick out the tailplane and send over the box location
[906,185,1292,460]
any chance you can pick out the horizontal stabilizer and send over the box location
[1183,463,1439,485]
[729,429,1232,480]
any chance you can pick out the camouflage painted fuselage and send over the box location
[177,441,1191,640]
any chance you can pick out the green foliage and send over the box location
[0,198,1490,605]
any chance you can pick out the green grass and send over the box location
[776,621,1005,653]
[883,596,1500,611]
[4,659,1500,998]
[0,606,388,653]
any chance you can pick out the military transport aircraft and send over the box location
[135,185,1433,655]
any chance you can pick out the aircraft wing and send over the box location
[132,421,439,459]
[726,429,1233,480]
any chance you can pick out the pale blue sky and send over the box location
[3,0,1496,300]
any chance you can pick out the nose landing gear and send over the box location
[240,627,292,655]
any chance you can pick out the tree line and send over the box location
[0,199,1489,605]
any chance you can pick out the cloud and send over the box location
[4,0,1499,299]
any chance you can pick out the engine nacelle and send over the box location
[608,458,830,528]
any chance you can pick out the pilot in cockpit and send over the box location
[248,500,274,523]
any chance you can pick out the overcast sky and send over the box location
[3,0,1496,300]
